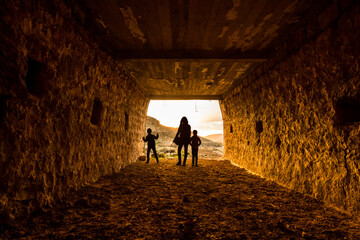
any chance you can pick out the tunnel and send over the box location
[1,0,360,238]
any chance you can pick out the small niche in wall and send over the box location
[0,95,8,123]
[25,57,47,96]
[275,136,281,148]
[334,97,360,125]
[90,98,104,126]
[230,124,233,133]
[125,112,129,131]
[255,119,263,133]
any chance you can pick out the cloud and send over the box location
[193,121,223,131]
[201,115,223,123]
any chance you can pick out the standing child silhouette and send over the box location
[143,128,159,163]
[189,130,201,167]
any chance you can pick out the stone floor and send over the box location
[2,158,360,239]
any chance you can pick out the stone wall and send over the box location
[221,1,360,214]
[0,0,149,222]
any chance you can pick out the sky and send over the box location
[147,100,223,137]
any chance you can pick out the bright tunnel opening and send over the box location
[144,100,224,159]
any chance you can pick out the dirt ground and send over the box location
[2,158,360,239]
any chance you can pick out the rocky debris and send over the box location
[2,159,360,239]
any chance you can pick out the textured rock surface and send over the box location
[221,1,360,214]
[3,159,360,239]
[0,0,149,222]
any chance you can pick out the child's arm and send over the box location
[198,137,202,146]
[142,136,147,142]
[155,133,159,139]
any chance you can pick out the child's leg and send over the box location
[152,146,159,163]
[195,149,198,166]
[192,149,195,166]
[146,147,151,163]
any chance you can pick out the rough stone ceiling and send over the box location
[66,0,331,99]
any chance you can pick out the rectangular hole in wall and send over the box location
[25,57,47,96]
[90,98,104,126]
[125,112,129,131]
[334,97,360,126]
[0,95,9,123]
[255,119,263,133]
[275,136,281,148]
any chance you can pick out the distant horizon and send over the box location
[146,115,223,137]
[146,100,224,137]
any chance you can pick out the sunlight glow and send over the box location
[147,100,223,137]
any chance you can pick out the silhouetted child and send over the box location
[189,130,201,167]
[142,128,159,163]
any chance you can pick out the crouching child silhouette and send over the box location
[142,128,159,163]
[189,130,201,166]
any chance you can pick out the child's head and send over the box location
[147,128,152,134]
[193,130,198,136]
